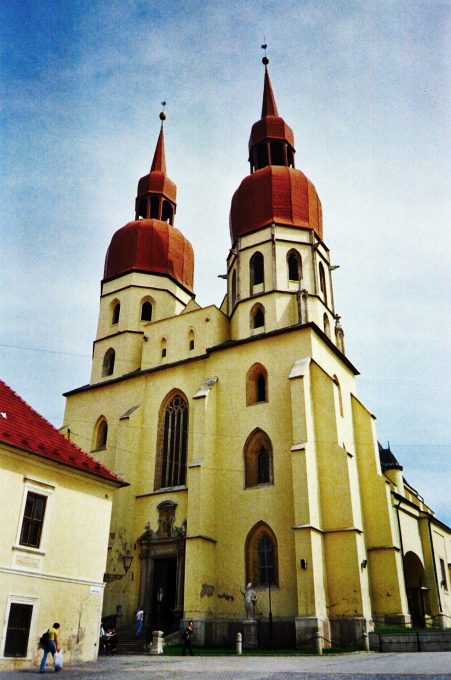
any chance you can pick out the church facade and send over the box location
[62,62,450,647]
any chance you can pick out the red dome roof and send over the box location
[104,219,194,291]
[229,166,323,242]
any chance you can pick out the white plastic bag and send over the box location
[54,649,64,671]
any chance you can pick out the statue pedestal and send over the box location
[149,630,164,655]
[242,620,258,648]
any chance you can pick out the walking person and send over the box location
[182,620,194,656]
[135,608,144,638]
[39,622,61,673]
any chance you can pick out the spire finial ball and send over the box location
[159,111,166,122]
[262,56,269,66]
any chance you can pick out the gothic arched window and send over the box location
[244,429,273,488]
[93,417,108,450]
[189,329,195,351]
[319,262,327,306]
[245,521,278,586]
[102,348,115,377]
[154,391,189,490]
[246,363,268,405]
[112,301,120,325]
[333,375,344,417]
[250,303,265,330]
[250,252,264,289]
[141,300,153,321]
[287,250,302,281]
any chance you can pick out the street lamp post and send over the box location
[267,579,273,648]
[156,587,164,631]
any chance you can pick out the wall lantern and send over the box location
[122,550,134,574]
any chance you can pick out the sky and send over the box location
[1,0,450,523]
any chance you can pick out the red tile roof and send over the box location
[0,380,126,486]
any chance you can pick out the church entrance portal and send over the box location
[151,557,178,631]
[137,501,186,638]
[404,551,430,628]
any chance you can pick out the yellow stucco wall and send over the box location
[0,446,117,669]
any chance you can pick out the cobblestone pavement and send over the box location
[1,652,450,679]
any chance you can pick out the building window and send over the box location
[161,338,167,359]
[323,313,330,338]
[93,417,108,450]
[319,262,327,306]
[245,521,278,586]
[112,302,120,325]
[333,375,344,417]
[231,270,237,306]
[189,330,195,351]
[154,391,189,490]
[246,363,268,405]
[141,301,153,321]
[4,603,33,657]
[137,198,147,219]
[287,250,302,281]
[250,252,264,289]
[255,143,269,170]
[440,558,448,590]
[19,492,46,548]
[244,429,273,488]
[102,348,115,376]
[250,303,265,330]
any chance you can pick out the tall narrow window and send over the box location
[250,252,264,289]
[257,448,270,484]
[250,304,265,330]
[287,250,302,281]
[4,603,33,657]
[20,492,46,548]
[94,418,108,450]
[102,348,115,376]
[244,429,273,488]
[258,533,275,584]
[155,392,189,490]
[112,302,120,325]
[440,558,448,590]
[323,313,330,338]
[245,521,279,586]
[319,262,327,306]
[141,301,153,321]
[231,270,237,306]
[333,375,344,417]
[188,330,195,351]
[161,338,167,359]
[246,363,268,405]
[137,198,147,219]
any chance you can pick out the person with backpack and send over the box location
[39,622,60,673]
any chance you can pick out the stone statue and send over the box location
[240,582,257,620]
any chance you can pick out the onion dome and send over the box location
[230,60,323,243]
[103,113,194,292]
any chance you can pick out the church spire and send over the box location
[261,60,279,118]
[150,108,167,173]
